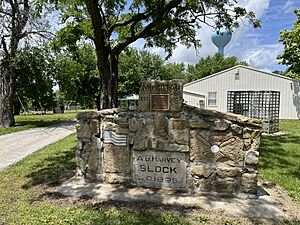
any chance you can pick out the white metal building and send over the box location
[183,65,300,119]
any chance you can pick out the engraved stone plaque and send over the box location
[150,94,169,111]
[132,151,188,190]
[138,80,183,112]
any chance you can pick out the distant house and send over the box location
[183,65,300,119]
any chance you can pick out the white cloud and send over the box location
[238,0,270,18]
[283,0,298,14]
[135,0,280,71]
[166,0,271,64]
[243,44,283,70]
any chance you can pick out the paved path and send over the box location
[0,122,76,171]
[58,177,285,220]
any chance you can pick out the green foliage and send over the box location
[197,215,211,223]
[223,220,240,225]
[14,45,57,114]
[46,0,260,109]
[278,9,300,80]
[187,53,248,82]
[55,43,100,109]
[259,120,300,202]
[118,48,186,97]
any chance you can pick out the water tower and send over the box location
[211,27,232,56]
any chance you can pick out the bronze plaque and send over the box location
[150,94,170,111]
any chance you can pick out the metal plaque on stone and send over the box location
[150,94,170,111]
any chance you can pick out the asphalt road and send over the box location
[0,122,76,171]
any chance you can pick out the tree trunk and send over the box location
[95,48,119,109]
[85,0,118,110]
[0,61,16,127]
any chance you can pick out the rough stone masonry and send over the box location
[76,80,262,198]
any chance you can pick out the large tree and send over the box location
[55,43,100,109]
[187,53,248,82]
[0,0,50,127]
[14,45,56,114]
[278,9,300,80]
[53,0,260,109]
[118,48,185,97]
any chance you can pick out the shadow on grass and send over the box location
[259,134,300,180]
[22,146,77,190]
[15,119,72,128]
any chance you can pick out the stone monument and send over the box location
[76,80,262,198]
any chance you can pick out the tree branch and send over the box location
[20,30,54,40]
[1,36,9,55]
[111,0,182,56]
[108,11,151,36]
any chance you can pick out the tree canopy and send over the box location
[118,48,186,97]
[0,0,51,127]
[187,53,247,82]
[55,43,100,109]
[50,0,260,109]
[278,9,300,80]
[14,45,56,114]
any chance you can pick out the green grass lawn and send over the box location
[259,120,300,202]
[0,110,83,136]
[0,134,191,225]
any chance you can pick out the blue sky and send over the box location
[132,0,300,72]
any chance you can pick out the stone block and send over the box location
[90,119,99,134]
[132,150,188,190]
[213,177,237,193]
[250,138,260,151]
[190,130,244,166]
[129,118,139,132]
[230,124,243,134]
[156,139,167,151]
[190,130,211,162]
[219,136,244,166]
[167,144,189,152]
[77,111,99,120]
[194,178,210,191]
[103,122,128,134]
[243,128,261,139]
[244,139,252,150]
[211,119,231,131]
[76,122,92,139]
[103,144,130,174]
[216,165,243,178]
[241,173,258,194]
[105,173,130,184]
[245,150,259,165]
[169,129,189,145]
[148,137,157,150]
[189,119,209,129]
[169,118,188,130]
[87,146,98,176]
[190,164,216,178]
[153,116,168,137]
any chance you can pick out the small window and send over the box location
[235,70,240,80]
[199,99,205,109]
[208,92,217,106]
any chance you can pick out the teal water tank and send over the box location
[211,28,232,56]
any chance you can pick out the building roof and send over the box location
[119,94,139,101]
[184,65,297,88]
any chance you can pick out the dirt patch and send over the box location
[259,181,300,223]
[34,176,300,225]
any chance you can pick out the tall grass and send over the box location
[259,120,300,202]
